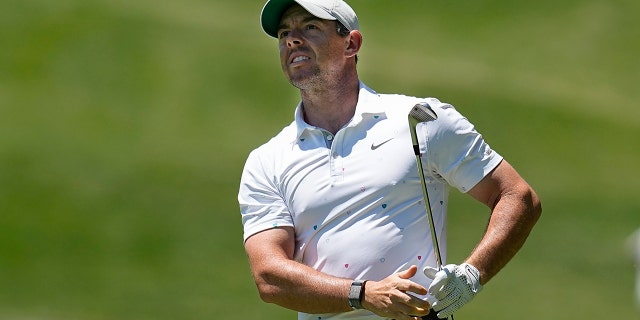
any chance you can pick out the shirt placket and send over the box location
[322,130,344,180]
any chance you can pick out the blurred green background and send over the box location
[1,0,638,319]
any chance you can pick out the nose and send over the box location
[285,29,303,48]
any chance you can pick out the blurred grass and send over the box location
[0,0,638,319]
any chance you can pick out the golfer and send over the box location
[238,0,542,319]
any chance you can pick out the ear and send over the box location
[345,30,362,59]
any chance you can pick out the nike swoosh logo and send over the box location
[371,138,394,150]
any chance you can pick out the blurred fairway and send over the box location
[1,0,638,319]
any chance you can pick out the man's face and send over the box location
[277,5,349,89]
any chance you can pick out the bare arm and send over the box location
[465,160,542,285]
[244,226,432,319]
[244,226,352,313]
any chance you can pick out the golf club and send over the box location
[408,102,452,320]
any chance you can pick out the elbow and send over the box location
[525,187,542,223]
[507,183,542,224]
[252,270,284,304]
[531,189,542,218]
[255,282,279,304]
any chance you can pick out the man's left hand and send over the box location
[423,263,482,318]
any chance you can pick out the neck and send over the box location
[299,71,360,135]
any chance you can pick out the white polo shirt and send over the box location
[238,82,502,320]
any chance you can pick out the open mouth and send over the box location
[291,56,310,63]
[289,52,311,65]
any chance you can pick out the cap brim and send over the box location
[261,0,297,38]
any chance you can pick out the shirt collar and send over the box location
[293,82,385,141]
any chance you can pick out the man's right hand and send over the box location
[361,265,432,320]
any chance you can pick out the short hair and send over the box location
[336,21,350,37]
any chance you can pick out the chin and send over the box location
[288,66,322,85]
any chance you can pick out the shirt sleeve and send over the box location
[423,102,503,193]
[238,148,294,242]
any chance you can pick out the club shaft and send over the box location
[415,152,452,320]
[409,105,453,320]
[413,151,444,269]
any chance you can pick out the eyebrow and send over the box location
[278,15,324,32]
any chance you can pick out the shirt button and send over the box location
[326,135,334,141]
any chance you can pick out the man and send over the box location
[238,0,542,319]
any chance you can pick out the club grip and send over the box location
[421,308,451,320]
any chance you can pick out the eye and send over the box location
[305,24,318,31]
[278,30,290,39]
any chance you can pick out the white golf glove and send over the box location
[423,263,482,318]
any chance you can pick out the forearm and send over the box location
[245,227,354,314]
[252,257,353,313]
[246,227,431,318]
[466,184,542,285]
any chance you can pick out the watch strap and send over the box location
[348,280,366,309]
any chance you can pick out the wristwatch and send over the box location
[348,280,366,309]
